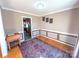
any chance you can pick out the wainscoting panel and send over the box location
[48,32,57,39]
[60,35,77,46]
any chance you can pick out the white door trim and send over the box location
[21,16,32,42]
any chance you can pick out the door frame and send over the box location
[21,16,32,42]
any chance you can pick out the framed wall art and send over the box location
[46,17,49,22]
[49,18,53,23]
[42,17,45,21]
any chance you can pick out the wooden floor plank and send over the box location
[36,35,74,54]
[0,47,2,58]
[1,35,74,58]
[5,46,22,58]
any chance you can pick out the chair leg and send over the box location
[7,42,10,50]
[18,40,21,46]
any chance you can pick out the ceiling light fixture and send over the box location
[34,1,46,10]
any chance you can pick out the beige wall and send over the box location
[2,7,79,45]
[1,7,79,57]
[3,8,79,35]
[40,8,79,45]
[2,9,41,35]
[40,8,79,34]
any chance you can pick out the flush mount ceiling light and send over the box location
[34,1,46,10]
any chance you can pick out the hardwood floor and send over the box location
[5,46,22,58]
[36,35,74,54]
[0,35,74,58]
[0,47,2,58]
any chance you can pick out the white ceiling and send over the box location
[0,0,79,16]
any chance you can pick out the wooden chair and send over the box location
[6,33,21,50]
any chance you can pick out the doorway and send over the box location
[23,17,32,40]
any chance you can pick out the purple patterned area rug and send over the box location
[19,39,71,58]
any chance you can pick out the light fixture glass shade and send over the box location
[34,1,46,9]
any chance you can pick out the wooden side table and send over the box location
[6,33,21,50]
